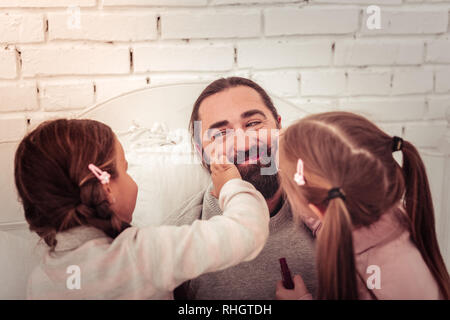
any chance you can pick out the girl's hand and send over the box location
[209,134,241,198]
[275,274,312,300]
[210,154,241,198]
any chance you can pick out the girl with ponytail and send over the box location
[275,111,449,300]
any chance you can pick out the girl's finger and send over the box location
[221,134,236,160]
[293,274,306,289]
[276,280,287,291]
[211,140,225,164]
[211,146,224,165]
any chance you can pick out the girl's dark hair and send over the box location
[189,77,280,146]
[279,111,450,299]
[14,119,127,250]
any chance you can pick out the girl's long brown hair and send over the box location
[279,112,450,299]
[14,119,128,250]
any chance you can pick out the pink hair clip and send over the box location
[88,164,111,185]
[293,158,306,186]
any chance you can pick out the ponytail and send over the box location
[316,198,359,299]
[402,140,450,299]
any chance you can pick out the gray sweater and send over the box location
[164,182,318,300]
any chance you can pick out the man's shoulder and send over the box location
[162,189,206,226]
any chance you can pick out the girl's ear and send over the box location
[101,184,116,205]
[308,203,324,222]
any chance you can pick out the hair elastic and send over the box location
[392,136,404,152]
[326,187,346,202]
[88,164,111,185]
[293,158,306,186]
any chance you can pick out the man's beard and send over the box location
[234,143,279,199]
[237,163,279,199]
[204,142,280,199]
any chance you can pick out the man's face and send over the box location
[197,85,281,199]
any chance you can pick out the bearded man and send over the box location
[165,77,317,300]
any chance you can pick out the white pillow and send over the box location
[119,122,210,227]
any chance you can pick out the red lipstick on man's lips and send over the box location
[239,146,266,165]
[279,258,294,289]
[243,154,260,164]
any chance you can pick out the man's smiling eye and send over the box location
[246,121,262,127]
[212,130,227,140]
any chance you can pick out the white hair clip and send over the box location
[88,164,111,185]
[293,158,306,186]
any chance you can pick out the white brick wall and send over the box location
[0,0,447,159]
[0,0,446,146]
[436,66,450,93]
[338,97,426,121]
[103,0,207,6]
[94,76,151,102]
[0,1,96,7]
[0,81,38,112]
[48,12,158,42]
[0,115,27,142]
[161,9,261,39]
[360,8,448,35]
[427,39,450,63]
[133,44,234,72]
[252,71,299,97]
[39,79,95,111]
[238,40,332,68]
[0,13,45,43]
[347,69,391,96]
[301,70,347,96]
[334,39,424,66]
[392,67,434,95]
[20,44,131,76]
[0,47,17,79]
[265,7,360,36]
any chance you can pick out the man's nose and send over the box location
[232,129,258,153]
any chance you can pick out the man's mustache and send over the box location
[203,141,278,176]
[233,144,273,166]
